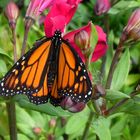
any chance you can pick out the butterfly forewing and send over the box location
[0,39,51,96]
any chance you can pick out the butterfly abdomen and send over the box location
[47,30,62,87]
[47,62,57,87]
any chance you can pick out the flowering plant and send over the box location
[0,0,140,140]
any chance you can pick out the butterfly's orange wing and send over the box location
[29,36,92,106]
[0,39,51,99]
[56,40,92,103]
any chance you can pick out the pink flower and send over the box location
[64,22,108,62]
[94,0,111,15]
[26,0,55,19]
[44,0,81,37]
[122,8,140,42]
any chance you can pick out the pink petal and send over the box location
[64,22,108,62]
[44,15,66,37]
[38,0,56,15]
[26,0,56,18]
[44,0,81,37]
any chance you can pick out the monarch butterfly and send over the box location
[0,30,92,106]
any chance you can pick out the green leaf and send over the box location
[65,108,89,134]
[0,0,9,7]
[90,22,98,50]
[118,98,140,116]
[109,1,139,15]
[110,115,127,138]
[125,74,140,86]
[0,59,8,76]
[4,134,30,140]
[88,22,98,61]
[105,31,114,80]
[17,134,30,140]
[30,111,47,128]
[106,89,130,101]
[14,95,72,117]
[17,124,35,139]
[16,105,36,128]
[111,49,130,90]
[92,117,111,140]
[16,106,36,138]
[0,48,13,63]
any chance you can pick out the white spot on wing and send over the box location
[79,96,81,98]
[22,56,25,60]
[88,91,91,95]
[1,82,4,86]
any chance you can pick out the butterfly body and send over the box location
[0,30,92,106]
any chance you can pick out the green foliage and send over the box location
[92,117,111,140]
[106,89,130,101]
[111,49,130,90]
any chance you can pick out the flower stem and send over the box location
[81,111,94,140]
[6,101,17,140]
[21,18,34,56]
[106,39,124,89]
[6,26,18,140]
[21,26,29,56]
[12,28,17,63]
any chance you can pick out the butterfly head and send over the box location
[52,30,62,46]
[54,30,62,38]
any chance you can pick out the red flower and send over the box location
[94,0,111,15]
[44,0,81,37]
[64,22,108,62]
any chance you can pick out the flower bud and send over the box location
[74,30,89,50]
[49,118,56,128]
[122,9,140,42]
[33,127,42,135]
[92,84,106,100]
[94,0,111,16]
[5,1,19,29]
[60,97,85,113]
